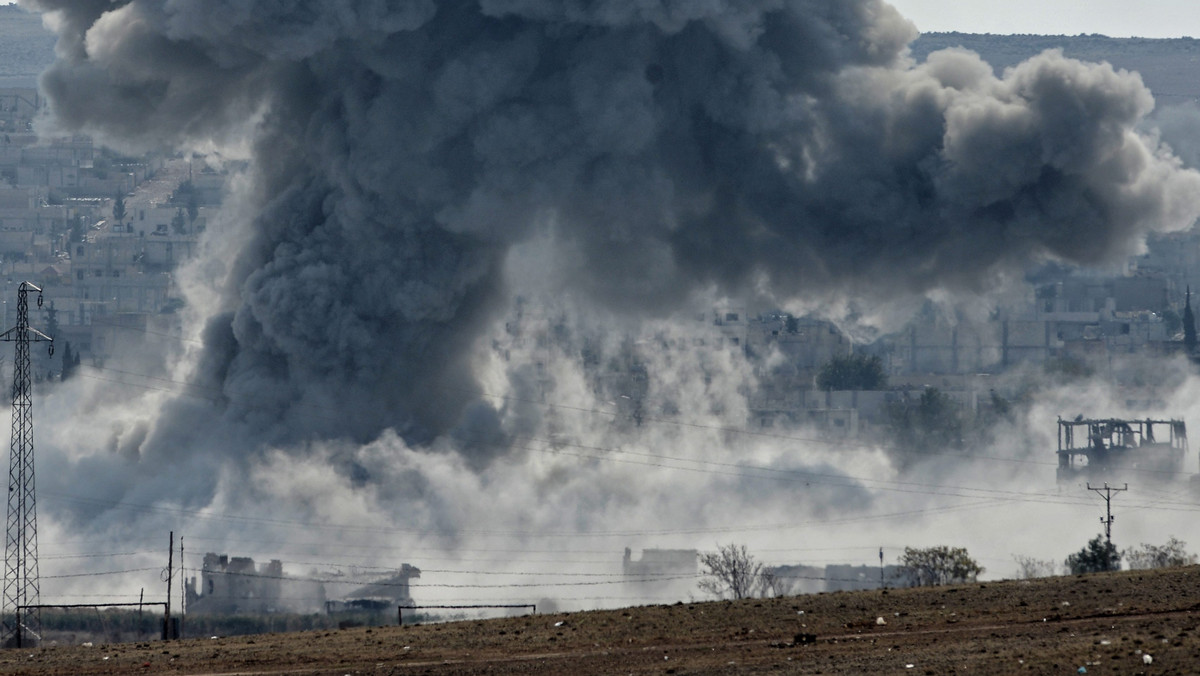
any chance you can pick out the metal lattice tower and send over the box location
[0,282,51,648]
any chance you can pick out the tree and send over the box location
[987,390,1011,420]
[1044,355,1094,381]
[888,387,963,454]
[968,390,1016,446]
[698,544,764,600]
[816,354,886,391]
[112,190,126,224]
[171,207,187,234]
[1013,555,1058,579]
[1065,535,1120,575]
[1123,537,1197,570]
[60,341,76,381]
[43,301,58,341]
[757,568,793,598]
[897,546,983,587]
[69,214,86,243]
[1162,308,1183,338]
[42,301,59,377]
[186,189,199,225]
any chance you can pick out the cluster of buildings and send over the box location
[0,87,226,376]
[622,547,911,599]
[496,239,1199,445]
[185,547,911,617]
[184,553,420,617]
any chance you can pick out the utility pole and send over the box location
[164,531,173,640]
[0,282,51,648]
[179,535,184,639]
[879,547,884,589]
[1087,482,1128,544]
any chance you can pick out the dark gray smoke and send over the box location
[24,0,1200,455]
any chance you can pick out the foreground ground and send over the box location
[1,566,1198,674]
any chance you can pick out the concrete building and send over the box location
[824,564,909,592]
[767,564,825,595]
[186,553,326,616]
[623,547,699,603]
[0,89,41,126]
[326,564,421,614]
[747,312,851,374]
[187,553,425,618]
[623,548,698,579]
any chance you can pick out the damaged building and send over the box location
[186,553,326,615]
[622,548,699,603]
[186,553,421,616]
[1056,417,1188,483]
[623,547,698,580]
[325,564,421,614]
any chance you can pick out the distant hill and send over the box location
[0,17,1194,105]
[0,4,54,88]
[912,32,1200,103]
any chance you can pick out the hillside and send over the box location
[0,565,1197,674]
[0,19,1194,101]
[0,5,53,88]
[912,33,1200,102]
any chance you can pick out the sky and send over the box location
[888,0,1200,38]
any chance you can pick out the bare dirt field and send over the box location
[1,566,1199,675]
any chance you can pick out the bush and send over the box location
[1013,555,1058,579]
[887,387,963,454]
[1065,535,1120,574]
[898,546,983,587]
[1123,537,1197,570]
[816,354,886,391]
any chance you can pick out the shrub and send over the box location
[898,546,983,586]
[1065,535,1120,574]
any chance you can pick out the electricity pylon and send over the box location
[0,282,51,647]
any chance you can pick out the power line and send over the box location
[40,567,158,580]
[514,435,1082,504]
[35,489,1088,541]
[176,556,677,580]
[36,474,1200,547]
[40,551,158,561]
[176,567,702,589]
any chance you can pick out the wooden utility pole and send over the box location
[1087,483,1128,544]
[164,531,173,640]
[878,547,884,589]
[178,535,184,639]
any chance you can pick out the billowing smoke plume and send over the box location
[23,2,1200,463]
